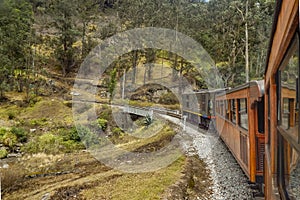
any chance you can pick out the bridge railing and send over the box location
[122,105,181,119]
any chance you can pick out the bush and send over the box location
[60,127,81,142]
[144,115,153,127]
[7,111,16,120]
[2,132,17,150]
[97,107,111,121]
[97,118,108,131]
[29,118,48,126]
[158,92,178,104]
[0,149,8,159]
[61,140,84,153]
[0,128,7,137]
[1,165,26,191]
[11,127,27,142]
[112,127,122,136]
[76,126,99,148]
[22,133,62,154]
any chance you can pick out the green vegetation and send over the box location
[144,114,153,128]
[96,118,108,131]
[0,127,27,151]
[22,132,84,154]
[158,92,178,105]
[128,100,155,108]
[0,149,8,159]
[83,156,186,200]
[11,127,27,143]
[117,125,176,152]
[0,0,274,101]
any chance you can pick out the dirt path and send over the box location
[2,122,212,200]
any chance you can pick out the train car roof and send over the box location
[217,80,265,97]
[182,88,226,95]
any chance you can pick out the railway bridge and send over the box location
[122,106,154,119]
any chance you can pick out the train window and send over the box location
[208,99,212,115]
[281,98,290,129]
[231,99,236,124]
[278,34,300,199]
[186,101,190,108]
[225,100,229,119]
[279,35,299,143]
[257,97,265,133]
[285,142,300,200]
[238,98,248,130]
[218,101,221,115]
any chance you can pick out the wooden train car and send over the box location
[215,81,265,186]
[182,89,223,129]
[264,0,300,199]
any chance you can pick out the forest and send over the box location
[0,0,275,101]
[0,0,277,198]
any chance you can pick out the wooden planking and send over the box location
[216,116,250,177]
[265,0,298,88]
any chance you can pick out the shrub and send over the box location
[61,140,84,153]
[11,127,27,142]
[2,132,17,150]
[39,133,62,154]
[112,127,122,136]
[60,127,81,142]
[97,107,111,121]
[0,149,8,159]
[97,118,108,131]
[76,126,99,148]
[22,133,62,154]
[1,165,26,191]
[7,111,16,120]
[0,128,7,137]
[63,101,72,108]
[144,114,153,127]
[29,118,48,126]
[158,92,178,104]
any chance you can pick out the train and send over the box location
[182,89,224,129]
[181,1,299,199]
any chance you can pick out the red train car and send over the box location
[264,0,300,199]
[215,81,265,186]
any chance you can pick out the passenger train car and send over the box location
[182,89,223,129]
[180,1,299,199]
[215,81,265,186]
[264,0,300,199]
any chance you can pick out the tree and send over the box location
[75,0,99,60]
[47,0,79,76]
[108,68,117,101]
[0,0,34,97]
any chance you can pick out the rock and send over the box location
[30,128,37,133]
[70,91,81,96]
[41,192,50,200]
[7,153,22,158]
[0,163,9,168]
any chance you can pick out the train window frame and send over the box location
[278,34,300,149]
[281,98,290,130]
[225,99,230,119]
[238,98,248,130]
[267,89,271,145]
[230,99,236,124]
[277,33,300,199]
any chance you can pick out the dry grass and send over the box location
[82,156,186,200]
